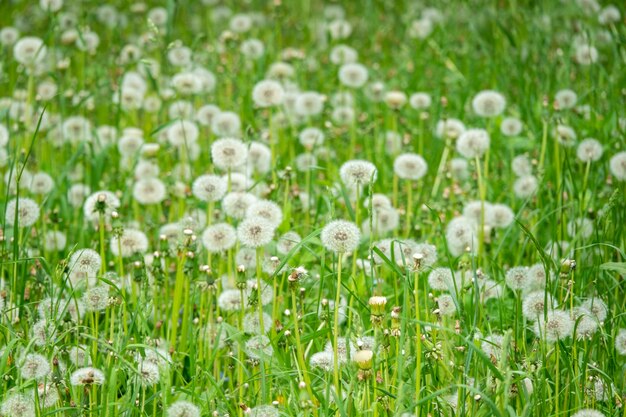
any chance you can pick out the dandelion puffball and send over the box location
[321,220,360,253]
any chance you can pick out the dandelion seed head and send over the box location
[14,36,47,66]
[240,38,265,59]
[211,111,241,137]
[321,220,360,253]
[435,118,465,140]
[599,5,621,24]
[31,320,56,346]
[505,266,530,291]
[243,312,273,334]
[338,63,368,88]
[500,117,523,136]
[339,160,377,186]
[68,345,92,366]
[409,92,431,109]
[1,393,35,417]
[166,401,200,417]
[136,362,160,387]
[513,175,538,199]
[574,308,600,340]
[237,217,275,248]
[533,310,574,342]
[456,128,490,159]
[481,279,503,301]
[555,89,577,109]
[576,138,603,162]
[295,91,324,116]
[324,337,356,363]
[195,104,221,127]
[252,79,285,107]
[5,198,40,228]
[83,190,120,222]
[609,151,626,181]
[428,268,454,291]
[574,44,598,65]
[111,229,149,258]
[393,153,427,180]
[309,351,334,371]
[133,178,166,205]
[522,291,553,321]
[436,294,457,316]
[202,223,237,253]
[20,353,51,380]
[83,285,109,312]
[249,405,279,417]
[330,44,357,65]
[277,231,301,255]
[245,335,273,360]
[581,298,607,322]
[571,409,606,417]
[472,90,506,118]
[36,383,60,408]
[70,367,105,386]
[246,200,283,229]
[481,333,504,360]
[211,138,248,170]
[554,124,577,147]
[217,289,244,312]
[30,172,54,195]
[445,216,477,257]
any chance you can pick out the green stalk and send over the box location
[333,254,343,397]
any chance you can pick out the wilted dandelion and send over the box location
[70,367,105,386]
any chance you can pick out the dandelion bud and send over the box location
[560,259,576,277]
[354,350,374,370]
[390,306,401,336]
[368,296,387,316]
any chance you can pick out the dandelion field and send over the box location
[1,1,626,417]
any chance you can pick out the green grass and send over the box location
[0,1,625,417]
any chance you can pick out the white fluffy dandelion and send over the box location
[202,223,237,253]
[456,129,490,159]
[223,192,258,219]
[237,217,275,248]
[211,138,248,170]
[533,310,574,342]
[339,160,377,187]
[133,178,167,205]
[321,220,360,253]
[338,63,368,88]
[576,138,603,163]
[110,229,149,257]
[1,394,35,417]
[13,36,47,66]
[192,174,227,202]
[246,200,284,228]
[609,151,626,181]
[472,90,506,117]
[20,353,51,380]
[393,153,428,180]
[252,79,285,107]
[166,401,200,417]
[5,198,40,227]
